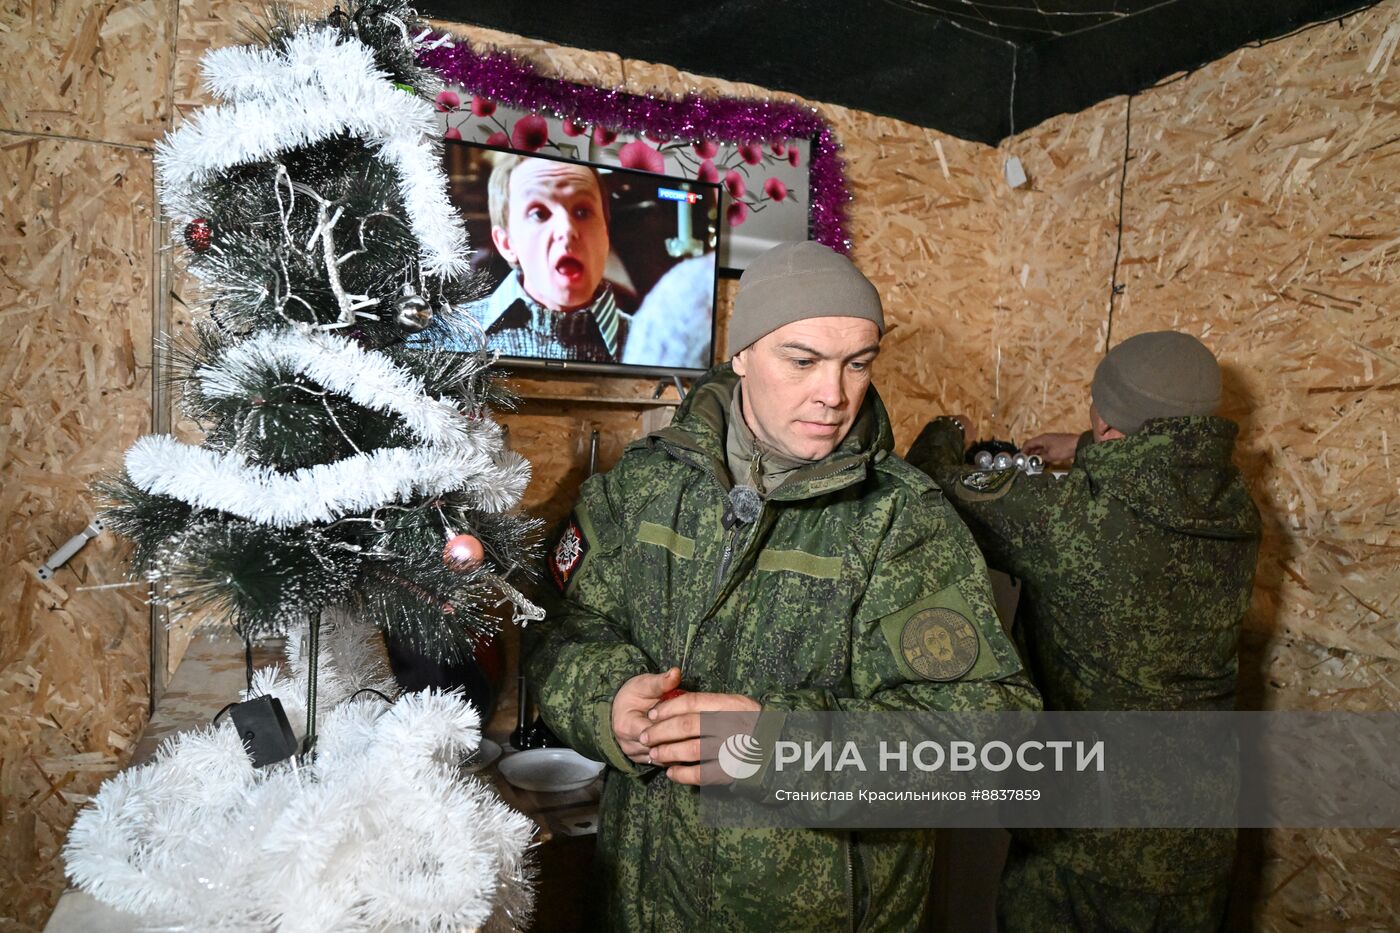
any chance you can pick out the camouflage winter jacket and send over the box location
[526,365,1041,931]
[907,415,1261,892]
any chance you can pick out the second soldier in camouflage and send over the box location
[907,331,1261,933]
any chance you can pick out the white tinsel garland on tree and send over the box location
[126,432,529,527]
[156,27,468,278]
[198,328,478,446]
[64,694,536,932]
[127,329,529,527]
[64,617,536,932]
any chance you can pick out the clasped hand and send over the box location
[611,667,760,785]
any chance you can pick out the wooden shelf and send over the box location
[513,391,681,407]
[503,372,687,408]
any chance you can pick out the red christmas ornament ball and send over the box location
[183,217,212,252]
[443,533,484,570]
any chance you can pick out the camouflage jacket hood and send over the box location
[527,365,1039,930]
[1078,417,1259,540]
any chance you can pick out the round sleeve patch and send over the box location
[900,608,980,681]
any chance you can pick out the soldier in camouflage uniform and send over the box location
[905,330,1261,933]
[526,242,1041,931]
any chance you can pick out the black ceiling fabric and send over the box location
[417,0,1381,144]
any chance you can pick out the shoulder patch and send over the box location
[957,468,1017,501]
[900,608,980,681]
[549,514,589,590]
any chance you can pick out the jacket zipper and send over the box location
[711,520,740,600]
[847,833,868,933]
[660,433,861,670]
[683,514,744,672]
[846,835,857,933]
[657,439,728,670]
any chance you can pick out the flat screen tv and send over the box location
[423,138,721,377]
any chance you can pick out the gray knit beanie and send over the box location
[1091,330,1221,434]
[726,241,884,358]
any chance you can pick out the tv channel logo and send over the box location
[657,187,701,204]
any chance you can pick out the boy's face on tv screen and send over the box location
[492,160,609,313]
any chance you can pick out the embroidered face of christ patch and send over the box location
[549,515,588,590]
[900,608,979,681]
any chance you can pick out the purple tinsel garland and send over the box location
[416,38,853,254]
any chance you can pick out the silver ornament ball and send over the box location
[395,286,433,331]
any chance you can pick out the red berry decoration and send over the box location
[183,217,212,253]
[443,533,484,570]
[659,688,687,703]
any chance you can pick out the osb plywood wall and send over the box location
[990,10,1400,664]
[1,0,171,926]
[0,1,320,928]
[2,0,1396,930]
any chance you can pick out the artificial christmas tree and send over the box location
[63,4,540,928]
